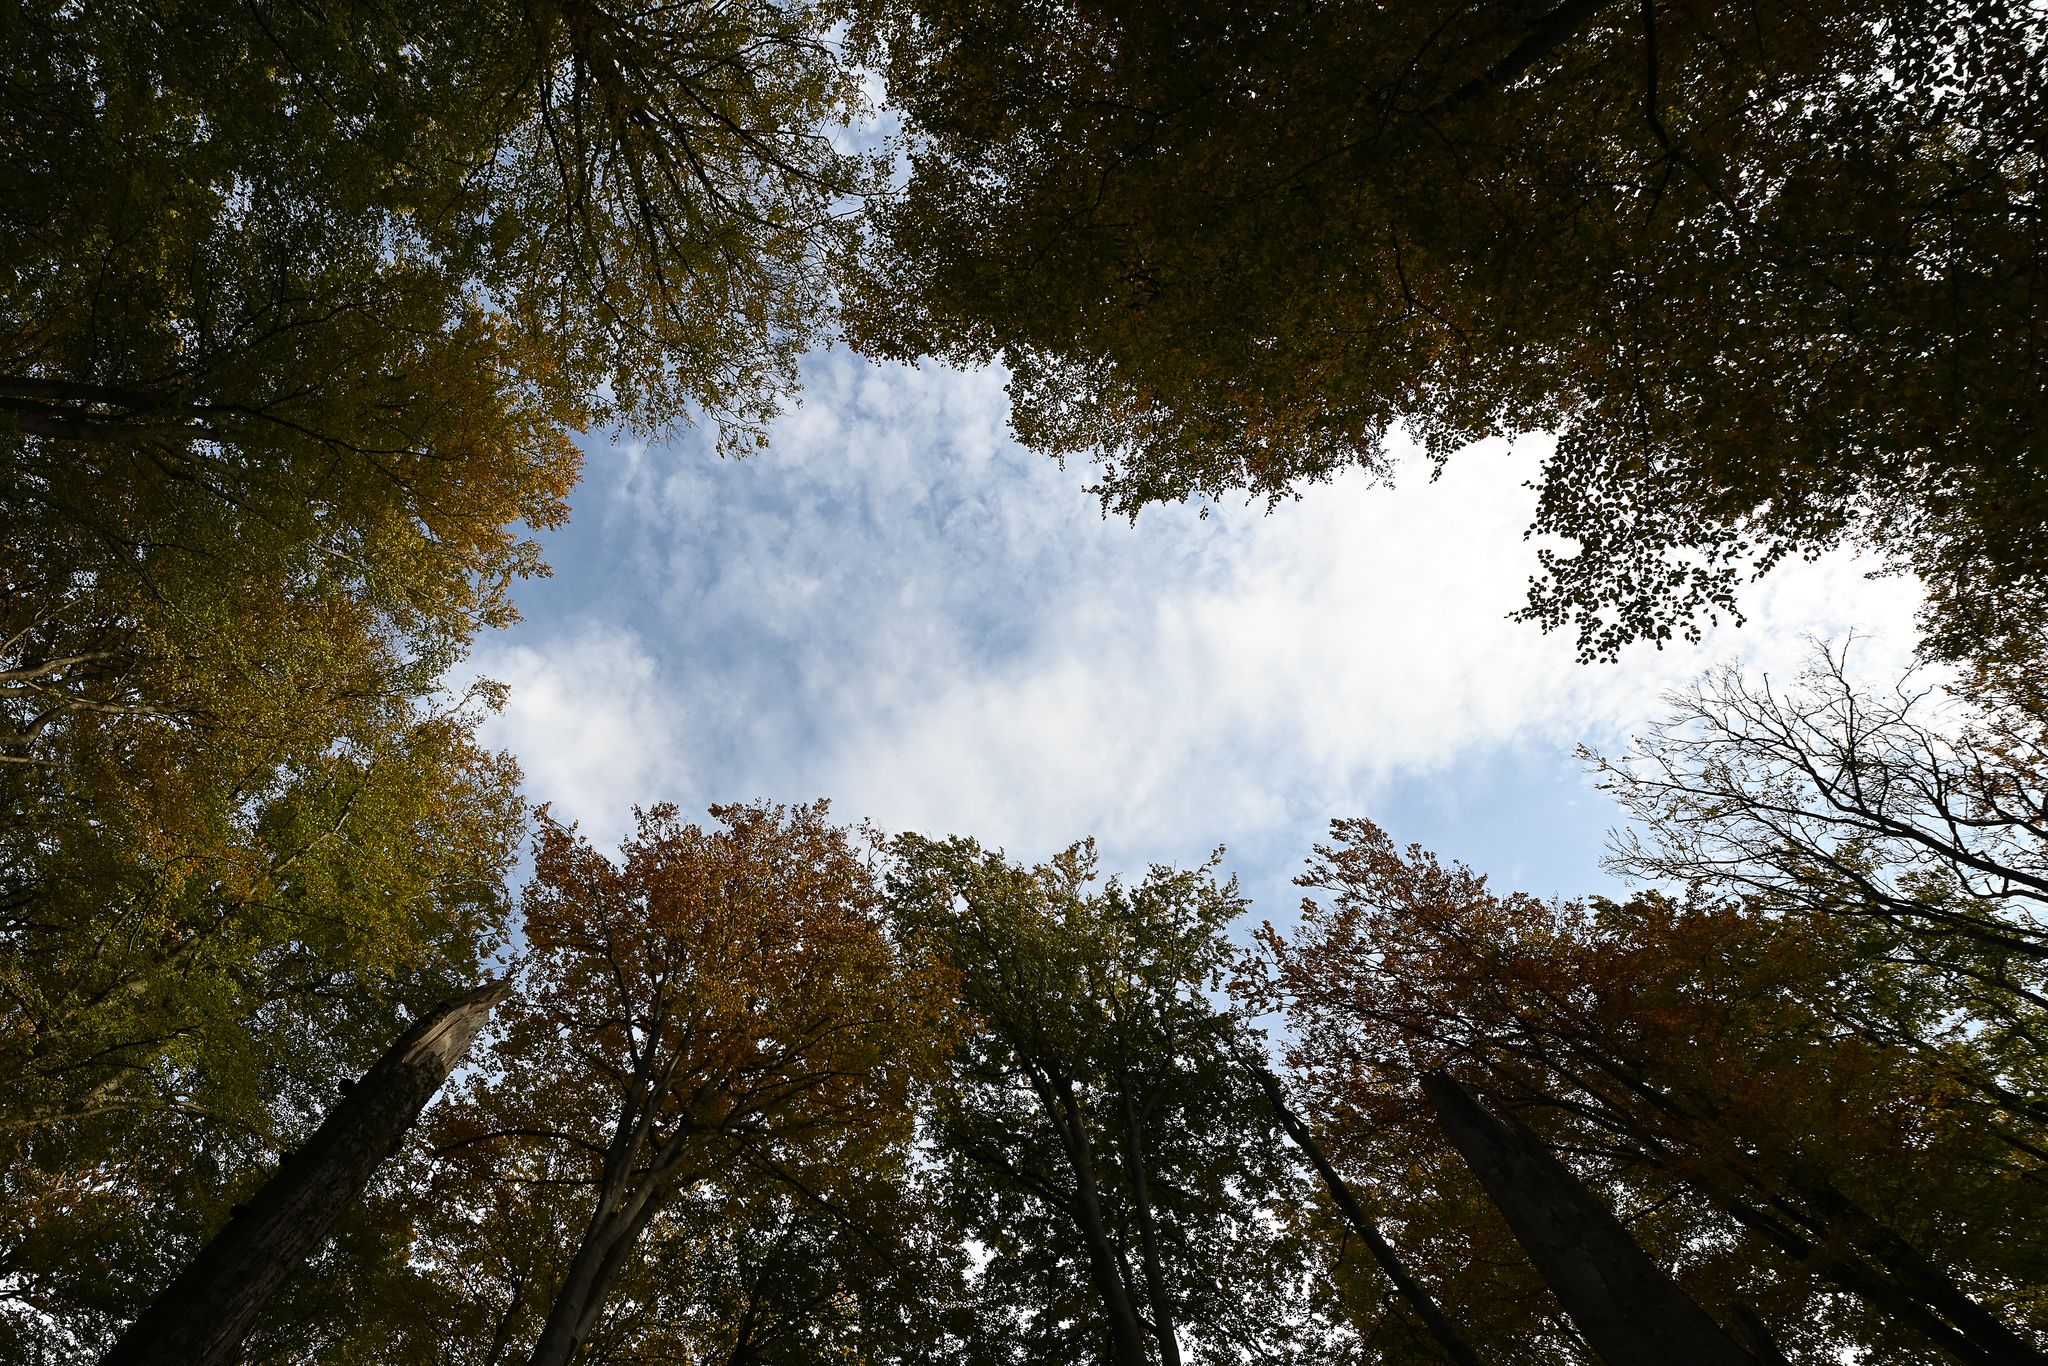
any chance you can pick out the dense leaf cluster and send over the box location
[2,0,866,1355]
[852,0,2047,661]
[5,2,2046,1363]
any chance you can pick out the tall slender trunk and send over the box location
[101,983,508,1366]
[1045,1077,1152,1366]
[525,1172,667,1366]
[1251,1065,1485,1366]
[1420,1072,1761,1366]
[1120,1089,1182,1366]
[1580,1051,2047,1365]
[482,1275,528,1366]
[1709,1172,2038,1366]
[1811,1181,2048,1365]
[1439,0,1623,109]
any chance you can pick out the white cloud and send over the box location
[462,624,689,847]
[482,350,1926,904]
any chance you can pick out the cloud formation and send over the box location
[469,350,1925,909]
[464,625,690,833]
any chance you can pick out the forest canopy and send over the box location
[849,0,2048,663]
[1,1,867,1355]
[3,0,2045,1363]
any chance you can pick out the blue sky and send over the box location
[462,346,1924,931]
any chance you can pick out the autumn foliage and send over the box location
[418,802,953,1365]
[5,1,2047,1361]
[1255,818,2048,1363]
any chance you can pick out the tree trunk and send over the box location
[1420,1071,1760,1366]
[1711,1175,2040,1366]
[525,1177,666,1366]
[1582,1055,2046,1365]
[1120,1089,1182,1366]
[100,982,509,1366]
[482,1274,529,1366]
[1440,0,1622,109]
[1049,1078,1152,1366]
[1811,1181,2048,1365]
[1252,1066,1485,1366]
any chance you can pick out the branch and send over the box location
[1441,0,1621,110]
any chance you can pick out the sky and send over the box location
[459,345,1927,931]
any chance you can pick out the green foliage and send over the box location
[852,0,2048,661]
[0,695,526,1360]
[888,834,1344,1366]
[2,0,876,1350]
[2,0,873,452]
[11,5,2047,1358]
[612,1166,973,1366]
[341,1143,969,1366]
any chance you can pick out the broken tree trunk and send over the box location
[1419,1071,1762,1366]
[102,982,510,1366]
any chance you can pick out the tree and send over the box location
[606,1161,973,1366]
[0,0,874,1099]
[101,982,508,1366]
[1416,1071,1770,1366]
[358,1141,967,1366]
[4,0,871,455]
[887,834,1342,1366]
[849,0,2047,662]
[1257,819,2048,1364]
[3,2,873,1344]
[0,692,525,1361]
[1588,643,2048,964]
[416,802,953,1366]
[1249,1065,1485,1366]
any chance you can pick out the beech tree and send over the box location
[850,0,2047,663]
[1,0,875,1013]
[101,983,508,1366]
[1589,645,2048,964]
[0,695,524,1361]
[887,835,1341,1366]
[417,802,953,1366]
[1256,820,2048,1364]
[3,2,872,1346]
[610,1164,971,1366]
[3,0,870,878]
[4,0,870,456]
[354,1149,966,1366]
